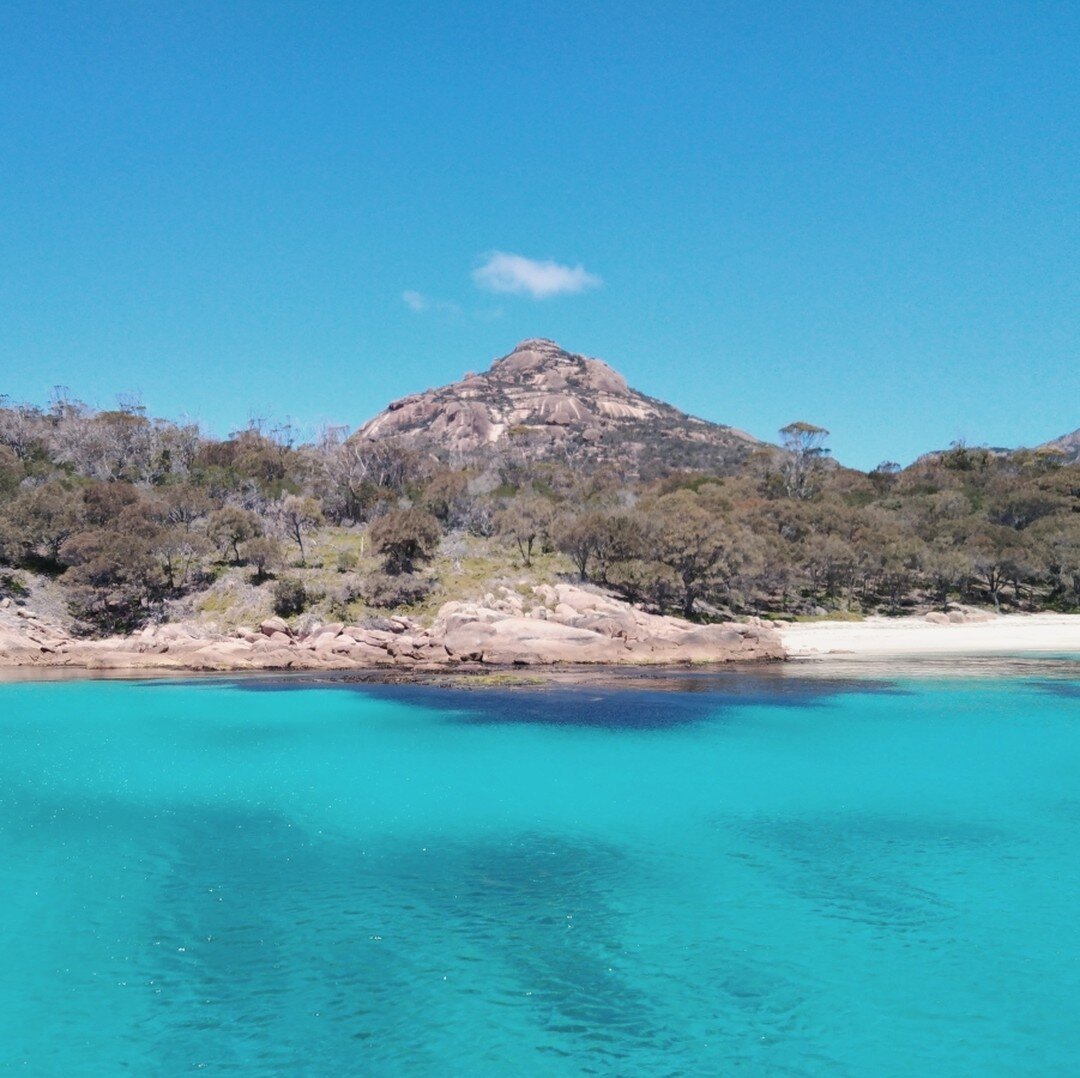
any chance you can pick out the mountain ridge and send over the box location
[354,338,765,478]
[1040,427,1080,462]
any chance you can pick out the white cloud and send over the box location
[472,251,602,299]
[402,290,468,317]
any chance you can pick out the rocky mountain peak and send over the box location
[355,339,762,478]
[487,339,631,397]
[491,338,566,368]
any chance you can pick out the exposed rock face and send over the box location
[355,339,764,477]
[0,584,783,672]
[1040,427,1080,463]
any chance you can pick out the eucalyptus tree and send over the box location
[779,421,831,500]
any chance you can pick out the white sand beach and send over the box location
[777,613,1080,659]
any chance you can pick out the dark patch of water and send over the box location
[200,670,907,731]
[1034,681,1080,701]
[31,793,671,1071]
[729,812,1006,935]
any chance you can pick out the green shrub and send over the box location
[370,509,442,574]
[361,571,431,609]
[272,576,307,617]
[0,572,29,599]
[336,550,359,572]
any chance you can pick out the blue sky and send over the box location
[1,1,1077,469]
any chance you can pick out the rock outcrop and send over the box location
[0,584,783,673]
[1040,427,1080,463]
[354,339,764,478]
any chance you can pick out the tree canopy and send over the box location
[0,395,1077,633]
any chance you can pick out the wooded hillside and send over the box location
[1,391,1077,635]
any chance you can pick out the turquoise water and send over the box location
[1,667,1079,1075]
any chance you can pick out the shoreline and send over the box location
[1,613,1078,687]
[3,653,1077,689]
[0,662,785,689]
[776,612,1080,659]
[0,582,783,676]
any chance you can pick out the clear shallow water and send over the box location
[1,667,1079,1075]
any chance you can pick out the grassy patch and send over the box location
[197,590,238,615]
